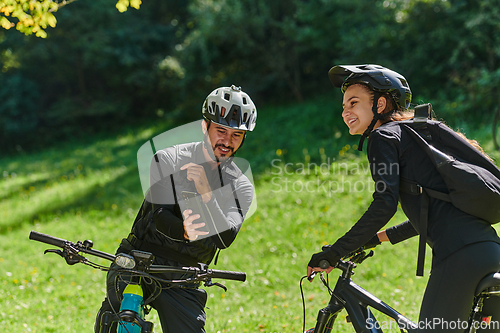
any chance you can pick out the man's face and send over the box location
[206,123,246,161]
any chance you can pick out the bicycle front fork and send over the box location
[307,303,343,333]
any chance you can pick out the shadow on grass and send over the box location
[0,167,143,234]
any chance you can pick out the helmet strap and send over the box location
[357,91,382,152]
[234,132,246,153]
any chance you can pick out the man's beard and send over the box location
[203,132,236,163]
[212,143,234,162]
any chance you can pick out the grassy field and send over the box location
[1,95,499,332]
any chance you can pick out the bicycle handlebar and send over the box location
[29,230,246,282]
[29,230,68,248]
[30,230,117,262]
[210,269,247,282]
[317,248,375,270]
[319,259,330,269]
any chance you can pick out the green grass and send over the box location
[2,95,500,332]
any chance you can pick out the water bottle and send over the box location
[117,283,144,333]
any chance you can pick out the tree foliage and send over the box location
[394,0,500,124]
[0,0,141,38]
[0,0,58,38]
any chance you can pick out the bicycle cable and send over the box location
[300,270,345,333]
[81,259,113,272]
[320,273,334,296]
[300,275,309,333]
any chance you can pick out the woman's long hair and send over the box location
[389,108,491,160]
[354,83,491,160]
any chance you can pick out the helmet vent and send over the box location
[399,78,409,87]
[242,97,248,105]
[224,93,231,101]
[221,107,226,117]
[243,113,248,123]
[210,101,217,114]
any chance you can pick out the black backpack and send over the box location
[398,104,500,276]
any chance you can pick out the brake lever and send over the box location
[350,253,364,263]
[358,250,374,264]
[204,279,227,292]
[43,248,85,265]
[44,249,64,257]
[307,271,318,282]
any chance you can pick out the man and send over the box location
[95,85,257,332]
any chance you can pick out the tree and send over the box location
[395,0,500,123]
[0,0,142,38]
[0,0,189,149]
[2,0,499,151]
[180,0,399,102]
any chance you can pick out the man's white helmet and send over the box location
[202,85,257,131]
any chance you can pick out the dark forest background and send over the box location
[1,0,499,152]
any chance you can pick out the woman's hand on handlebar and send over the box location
[307,245,340,281]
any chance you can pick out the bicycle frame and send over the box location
[308,250,500,333]
[312,260,417,333]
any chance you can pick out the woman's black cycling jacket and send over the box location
[330,121,500,269]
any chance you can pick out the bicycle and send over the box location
[29,230,246,333]
[302,249,500,333]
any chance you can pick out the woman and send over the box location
[307,64,500,332]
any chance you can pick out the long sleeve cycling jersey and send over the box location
[129,142,254,265]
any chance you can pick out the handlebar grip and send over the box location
[29,231,68,248]
[319,259,330,269]
[209,269,246,282]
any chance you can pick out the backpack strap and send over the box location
[416,191,429,277]
[399,103,451,276]
[399,176,431,276]
[400,177,451,202]
[400,124,454,205]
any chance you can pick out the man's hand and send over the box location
[180,163,212,203]
[306,245,340,281]
[182,209,210,241]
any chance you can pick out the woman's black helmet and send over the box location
[328,64,412,151]
[328,64,412,111]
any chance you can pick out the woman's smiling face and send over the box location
[342,84,375,135]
